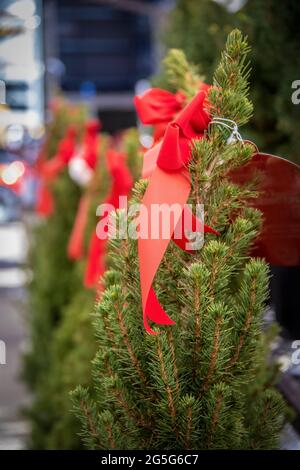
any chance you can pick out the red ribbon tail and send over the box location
[41,155,66,180]
[138,165,191,334]
[205,224,219,235]
[68,194,91,260]
[84,232,106,288]
[36,181,54,216]
[144,287,176,335]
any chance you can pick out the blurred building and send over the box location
[0,0,172,141]
[44,0,172,133]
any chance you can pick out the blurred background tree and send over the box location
[162,0,300,163]
[22,101,86,448]
[24,128,142,449]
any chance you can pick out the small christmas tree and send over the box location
[72,31,285,450]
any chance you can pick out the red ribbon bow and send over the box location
[136,86,300,334]
[136,88,218,334]
[134,88,185,124]
[135,88,185,142]
[135,84,210,143]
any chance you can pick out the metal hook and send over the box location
[209,117,244,145]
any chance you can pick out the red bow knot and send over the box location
[156,89,210,171]
[134,88,185,125]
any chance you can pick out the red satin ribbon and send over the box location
[67,194,91,260]
[67,120,101,259]
[84,149,133,288]
[136,86,300,334]
[83,119,101,170]
[40,126,77,178]
[36,183,54,216]
[137,89,218,334]
[36,126,77,216]
[134,88,185,125]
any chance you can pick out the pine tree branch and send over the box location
[79,400,103,449]
[115,301,147,385]
[111,377,152,429]
[104,421,116,449]
[162,49,201,99]
[156,337,177,427]
[205,389,223,448]
[230,276,257,367]
[222,231,247,265]
[249,396,272,449]
[192,280,202,381]
[202,315,222,391]
[208,196,236,228]
[167,330,180,397]
[184,404,193,450]
[102,309,115,342]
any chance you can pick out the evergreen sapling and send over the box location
[72,31,285,450]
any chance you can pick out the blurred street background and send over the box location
[0,221,30,449]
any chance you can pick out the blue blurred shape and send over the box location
[80,80,97,99]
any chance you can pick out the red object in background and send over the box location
[36,182,54,216]
[67,194,91,260]
[35,180,54,216]
[36,125,77,216]
[84,148,133,289]
[83,119,101,170]
[67,118,102,259]
[231,152,300,266]
[40,125,77,180]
